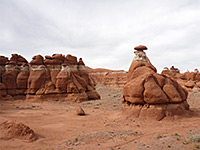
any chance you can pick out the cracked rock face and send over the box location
[122,46,190,120]
[0,54,100,102]
[161,67,200,92]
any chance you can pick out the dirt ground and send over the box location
[0,84,200,150]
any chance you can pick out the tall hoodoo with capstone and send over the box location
[122,45,190,120]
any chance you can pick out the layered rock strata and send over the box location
[0,54,100,102]
[122,45,190,120]
[88,67,127,88]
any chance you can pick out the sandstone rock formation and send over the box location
[88,67,127,88]
[122,46,190,120]
[1,54,28,97]
[0,54,100,102]
[161,67,200,92]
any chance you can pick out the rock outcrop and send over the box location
[88,67,127,88]
[161,67,200,92]
[122,45,190,120]
[0,54,100,102]
[1,54,28,97]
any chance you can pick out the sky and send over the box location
[0,0,200,73]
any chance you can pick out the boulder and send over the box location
[76,106,85,115]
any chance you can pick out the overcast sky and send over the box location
[0,0,200,72]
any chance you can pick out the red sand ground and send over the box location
[0,84,200,150]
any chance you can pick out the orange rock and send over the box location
[2,64,19,96]
[0,56,8,65]
[122,45,190,120]
[0,54,99,102]
[184,80,195,88]
[30,55,44,65]
[0,83,7,97]
[134,45,147,51]
[76,106,85,115]
[88,67,127,88]
[143,75,169,104]
[78,58,85,66]
[65,54,78,65]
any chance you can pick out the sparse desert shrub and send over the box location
[156,134,162,139]
[195,144,200,149]
[175,133,179,136]
[189,135,200,143]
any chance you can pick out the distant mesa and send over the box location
[0,53,100,102]
[122,45,190,121]
[87,67,127,88]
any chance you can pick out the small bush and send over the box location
[189,135,200,143]
[195,144,200,149]
[175,133,179,136]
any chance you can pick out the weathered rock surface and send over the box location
[88,67,127,88]
[0,54,100,102]
[134,45,148,51]
[76,106,85,115]
[1,54,27,96]
[161,67,200,92]
[122,46,190,120]
[0,121,37,142]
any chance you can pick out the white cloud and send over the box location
[0,0,200,72]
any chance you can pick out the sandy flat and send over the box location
[0,85,200,150]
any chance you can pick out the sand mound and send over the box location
[0,121,37,142]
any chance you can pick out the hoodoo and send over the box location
[122,45,190,120]
[0,54,100,102]
[161,67,200,92]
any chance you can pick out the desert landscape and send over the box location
[0,45,200,150]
